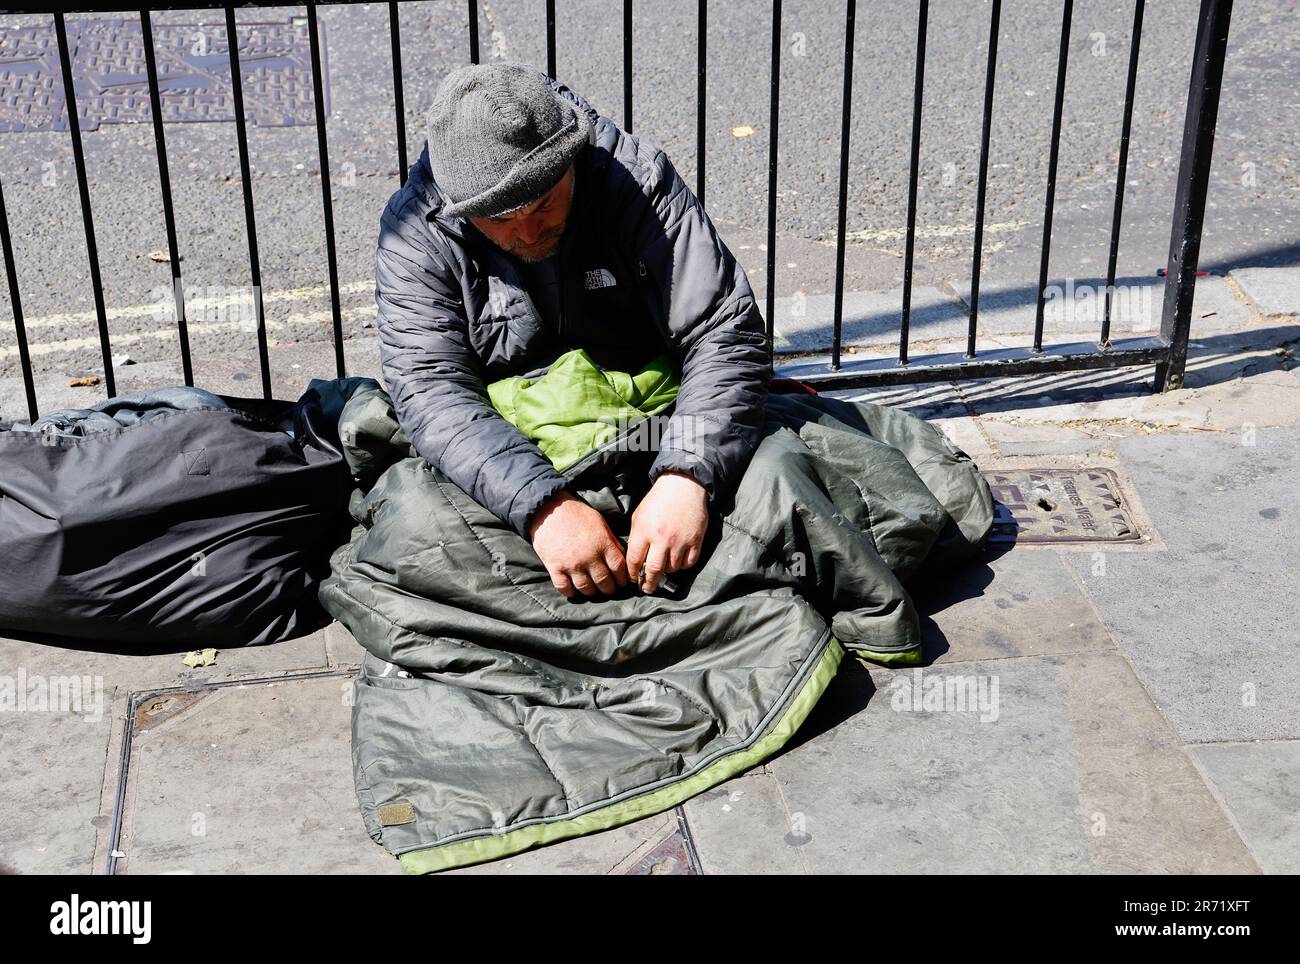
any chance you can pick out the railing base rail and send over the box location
[777,336,1172,392]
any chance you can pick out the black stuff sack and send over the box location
[0,382,360,648]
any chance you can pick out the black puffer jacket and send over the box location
[373,77,772,539]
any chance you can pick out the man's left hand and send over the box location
[625,470,709,593]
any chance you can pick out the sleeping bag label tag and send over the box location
[379,801,417,826]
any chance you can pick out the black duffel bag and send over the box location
[0,380,363,648]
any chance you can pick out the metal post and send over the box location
[764,0,781,356]
[966,0,1001,359]
[0,174,38,421]
[899,0,928,365]
[389,2,409,184]
[224,5,272,400]
[307,3,345,379]
[1032,0,1073,353]
[696,0,706,207]
[546,0,556,78]
[1154,0,1233,392]
[831,0,856,371]
[140,9,193,387]
[53,13,115,398]
[468,0,480,64]
[623,0,633,132]
[1101,0,1146,347]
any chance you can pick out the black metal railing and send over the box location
[0,0,1234,424]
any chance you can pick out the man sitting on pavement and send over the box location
[374,61,771,600]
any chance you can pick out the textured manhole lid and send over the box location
[0,15,327,133]
[981,467,1142,544]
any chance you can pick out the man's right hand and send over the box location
[527,489,630,599]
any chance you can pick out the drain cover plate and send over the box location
[982,467,1142,545]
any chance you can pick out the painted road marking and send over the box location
[842,219,1029,244]
[7,280,375,331]
[1,306,376,360]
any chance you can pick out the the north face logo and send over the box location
[584,268,617,290]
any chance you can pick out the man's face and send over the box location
[468,166,575,263]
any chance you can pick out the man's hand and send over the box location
[528,489,630,599]
[625,470,710,593]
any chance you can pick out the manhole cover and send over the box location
[0,15,327,133]
[982,468,1142,545]
[623,823,699,875]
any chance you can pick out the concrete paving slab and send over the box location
[1182,334,1300,391]
[0,686,119,874]
[1230,266,1300,317]
[1190,741,1300,875]
[0,624,333,874]
[700,651,1258,874]
[910,548,1118,664]
[323,621,367,669]
[950,326,1300,439]
[978,418,1111,456]
[446,811,688,875]
[681,770,807,874]
[928,413,995,462]
[1063,426,1300,743]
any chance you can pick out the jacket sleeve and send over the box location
[374,207,573,540]
[626,145,773,509]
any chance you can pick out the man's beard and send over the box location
[500,173,575,263]
[507,229,564,263]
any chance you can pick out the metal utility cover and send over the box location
[106,671,704,875]
[982,467,1142,545]
[106,671,391,876]
[0,16,327,133]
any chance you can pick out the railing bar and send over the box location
[623,0,632,132]
[1154,0,1233,392]
[899,0,928,366]
[546,0,556,78]
[467,0,480,64]
[224,5,272,400]
[1033,0,1074,353]
[1101,0,1146,346]
[967,0,1000,360]
[785,341,1171,392]
[140,9,192,387]
[389,1,408,185]
[831,0,856,372]
[307,3,345,379]
[0,175,38,422]
[764,0,781,356]
[696,0,706,207]
[53,12,115,398]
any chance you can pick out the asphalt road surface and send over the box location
[0,0,1295,404]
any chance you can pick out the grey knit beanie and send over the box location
[425,62,592,220]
